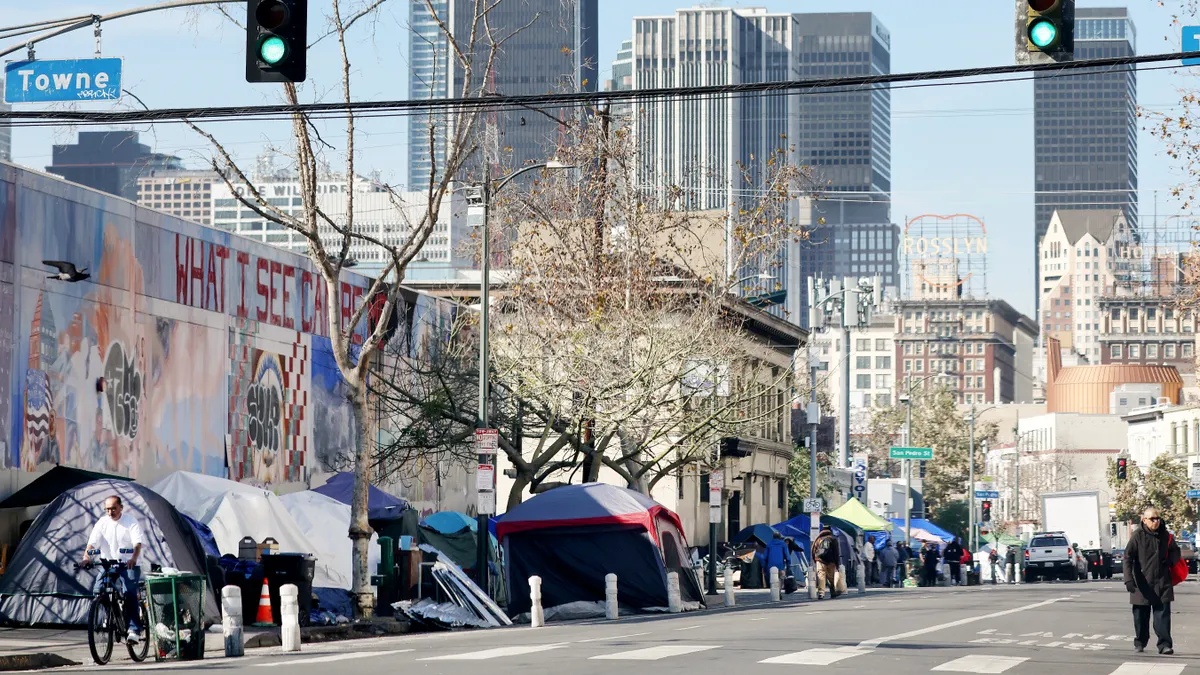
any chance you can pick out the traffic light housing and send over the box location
[1117,457,1128,481]
[1025,0,1074,59]
[246,0,307,83]
[919,461,927,479]
[981,500,992,522]
[1110,522,1118,537]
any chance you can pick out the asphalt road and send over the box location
[65,580,1200,674]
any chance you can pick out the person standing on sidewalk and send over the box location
[877,541,898,588]
[863,535,877,586]
[896,542,911,586]
[988,547,1001,585]
[813,526,841,599]
[944,537,964,586]
[1005,546,1017,584]
[1124,507,1181,654]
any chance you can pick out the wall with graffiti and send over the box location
[0,163,401,488]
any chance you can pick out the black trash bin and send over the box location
[264,553,316,626]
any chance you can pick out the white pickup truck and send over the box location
[1024,531,1085,582]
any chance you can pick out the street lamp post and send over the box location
[965,405,997,553]
[469,160,574,589]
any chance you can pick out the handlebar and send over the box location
[75,559,127,572]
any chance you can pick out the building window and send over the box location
[1166,344,1177,358]
[876,338,888,351]
[1185,343,1195,357]
[856,356,871,369]
[904,344,912,355]
[1111,344,1123,359]
[777,479,785,510]
[1147,344,1159,359]
[877,393,891,407]
[856,339,870,352]
[1130,344,1141,359]
[876,374,890,389]
[976,359,984,371]
[875,356,891,369]
[916,360,925,372]
[904,360,912,372]
[856,374,872,389]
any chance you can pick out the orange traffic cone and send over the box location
[253,581,274,626]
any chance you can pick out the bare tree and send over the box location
[187,0,529,617]
[369,109,819,505]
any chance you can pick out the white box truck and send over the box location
[1042,490,1112,579]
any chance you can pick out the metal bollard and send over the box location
[808,562,818,599]
[667,572,682,613]
[837,564,846,595]
[221,585,244,658]
[279,584,301,653]
[723,567,735,607]
[1016,561,1024,585]
[769,567,781,602]
[858,564,866,594]
[605,573,619,620]
[530,576,545,628]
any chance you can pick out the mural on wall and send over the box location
[2,165,467,501]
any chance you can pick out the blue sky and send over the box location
[3,0,1196,317]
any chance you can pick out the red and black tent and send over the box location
[498,483,704,619]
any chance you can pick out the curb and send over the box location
[244,619,411,649]
[0,653,81,672]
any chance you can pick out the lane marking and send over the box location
[674,624,703,631]
[256,650,413,667]
[419,644,566,661]
[761,647,872,665]
[889,599,902,604]
[576,632,651,643]
[1108,664,1186,675]
[806,611,825,615]
[591,645,719,661]
[857,597,1067,649]
[750,617,769,621]
[932,655,1028,673]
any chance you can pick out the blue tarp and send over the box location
[422,511,477,534]
[888,518,956,542]
[730,524,781,548]
[312,473,408,521]
[181,512,220,558]
[865,529,889,550]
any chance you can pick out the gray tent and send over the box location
[0,479,219,626]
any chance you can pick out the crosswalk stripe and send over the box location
[590,645,719,661]
[256,650,412,667]
[419,644,566,661]
[932,655,1028,673]
[760,648,873,666]
[1107,664,1186,675]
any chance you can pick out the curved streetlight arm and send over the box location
[489,161,575,197]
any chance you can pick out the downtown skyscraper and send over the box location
[407,0,598,192]
[625,10,895,326]
[1033,7,1138,305]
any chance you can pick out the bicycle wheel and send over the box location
[126,600,149,662]
[88,598,114,665]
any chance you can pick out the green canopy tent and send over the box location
[828,498,893,532]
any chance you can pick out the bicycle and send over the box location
[75,558,149,665]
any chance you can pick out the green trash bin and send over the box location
[145,573,206,662]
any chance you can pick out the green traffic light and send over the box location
[1029,19,1059,49]
[259,36,287,65]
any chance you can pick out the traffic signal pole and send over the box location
[969,405,976,553]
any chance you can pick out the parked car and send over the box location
[1111,548,1124,576]
[1025,532,1077,581]
[1180,541,1197,574]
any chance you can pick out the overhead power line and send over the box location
[0,49,1194,128]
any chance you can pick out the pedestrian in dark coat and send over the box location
[1123,506,1181,654]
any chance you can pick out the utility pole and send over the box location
[968,405,976,553]
[807,276,883,469]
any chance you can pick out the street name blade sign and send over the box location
[4,58,123,103]
[1188,489,1200,500]
[975,490,1001,499]
[889,447,933,460]
[1185,26,1200,66]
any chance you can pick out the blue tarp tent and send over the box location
[180,511,221,558]
[889,518,955,542]
[312,473,408,521]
